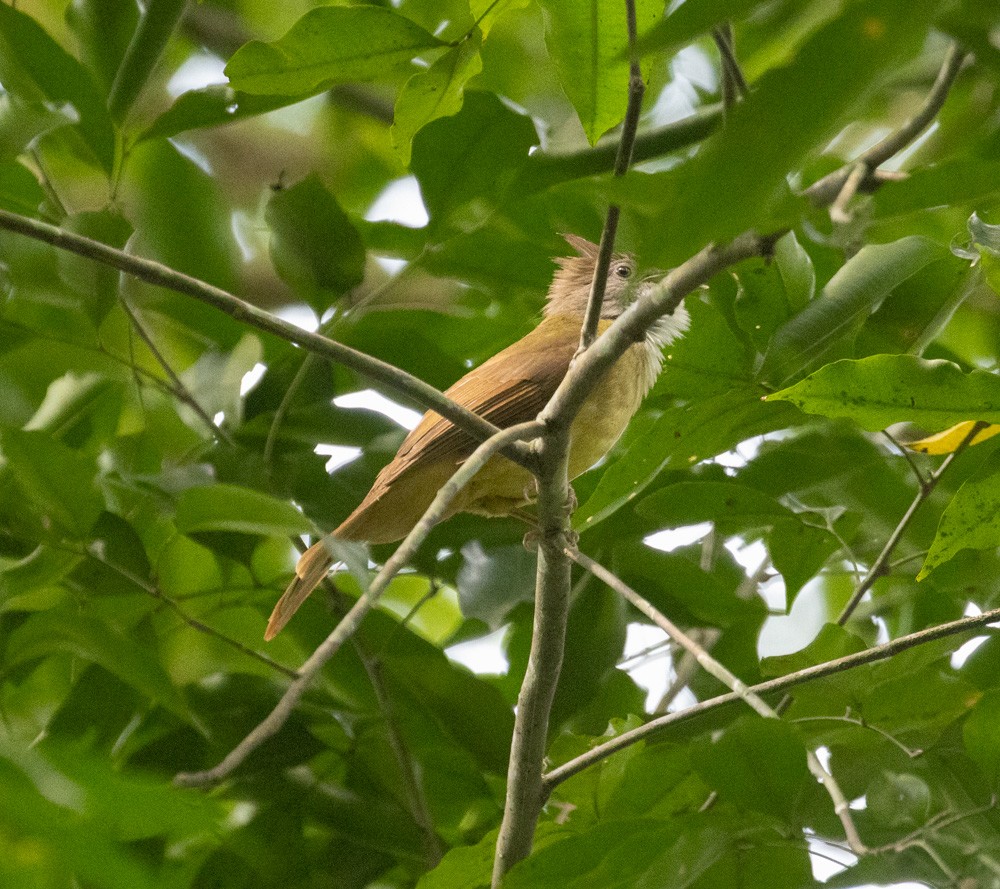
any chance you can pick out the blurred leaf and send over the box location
[867,771,931,829]
[65,0,138,93]
[411,91,538,229]
[537,0,662,144]
[456,541,536,628]
[392,30,482,167]
[225,6,445,97]
[636,0,767,57]
[0,160,45,214]
[175,483,312,536]
[0,427,102,537]
[769,354,1000,432]
[760,236,950,387]
[107,0,187,121]
[920,449,1000,579]
[265,174,366,310]
[963,689,1000,785]
[5,608,189,718]
[0,2,115,171]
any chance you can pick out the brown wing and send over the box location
[355,313,582,505]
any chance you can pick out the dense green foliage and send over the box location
[1,0,1000,886]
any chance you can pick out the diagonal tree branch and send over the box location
[543,605,1000,791]
[0,208,534,472]
[174,419,542,787]
[566,547,869,854]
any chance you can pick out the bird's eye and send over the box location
[615,265,632,278]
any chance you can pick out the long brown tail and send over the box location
[264,539,336,640]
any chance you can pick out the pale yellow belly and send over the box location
[457,341,650,516]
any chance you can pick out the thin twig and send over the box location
[829,161,869,224]
[712,24,748,109]
[0,208,534,472]
[118,295,236,446]
[91,551,299,680]
[353,639,444,866]
[579,0,645,350]
[792,713,922,759]
[565,547,869,853]
[264,353,314,468]
[805,42,967,206]
[882,429,929,488]
[542,604,1000,790]
[174,420,543,787]
[835,420,989,626]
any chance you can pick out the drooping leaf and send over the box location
[174,483,312,537]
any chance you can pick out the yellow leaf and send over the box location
[908,421,1000,455]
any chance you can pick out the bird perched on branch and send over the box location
[265,234,689,639]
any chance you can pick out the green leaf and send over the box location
[575,388,797,529]
[0,427,103,538]
[265,174,366,310]
[769,354,1000,432]
[692,717,810,819]
[0,2,115,172]
[107,0,187,121]
[411,90,537,229]
[872,158,1000,219]
[963,689,1000,785]
[537,0,662,144]
[867,771,931,829]
[225,5,445,97]
[65,0,138,93]
[759,236,950,386]
[0,160,45,214]
[391,31,483,166]
[920,449,1000,579]
[456,541,536,628]
[5,608,189,718]
[174,483,312,537]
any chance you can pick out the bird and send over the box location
[265,234,689,640]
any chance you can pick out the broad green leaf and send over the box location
[920,449,1000,579]
[537,0,662,144]
[0,427,103,537]
[107,0,187,121]
[470,0,530,36]
[456,541,536,628]
[174,483,312,537]
[769,354,1000,432]
[225,6,445,97]
[872,158,1000,218]
[391,30,483,166]
[759,236,950,386]
[761,623,867,677]
[411,91,537,228]
[867,771,931,829]
[575,388,797,529]
[5,609,188,718]
[58,211,134,325]
[0,2,115,171]
[265,174,366,310]
[692,717,810,819]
